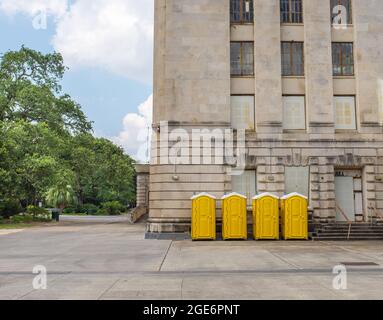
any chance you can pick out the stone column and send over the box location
[353,0,383,132]
[304,0,335,136]
[254,0,283,135]
[135,164,150,208]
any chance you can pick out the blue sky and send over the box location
[0,0,153,160]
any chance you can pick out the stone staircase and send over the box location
[311,222,383,241]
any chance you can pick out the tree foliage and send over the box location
[0,46,92,133]
[0,47,136,215]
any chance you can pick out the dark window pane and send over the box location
[332,43,342,76]
[281,42,291,75]
[280,0,302,23]
[242,0,254,23]
[231,0,241,23]
[280,0,290,23]
[231,0,254,23]
[281,42,304,76]
[231,42,242,75]
[231,42,254,76]
[292,43,304,75]
[332,42,354,76]
[242,42,254,75]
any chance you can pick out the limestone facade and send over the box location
[146,0,383,234]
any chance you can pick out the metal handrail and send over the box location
[335,203,352,240]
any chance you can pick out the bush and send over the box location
[10,214,34,224]
[62,207,76,214]
[0,216,4,224]
[99,201,125,216]
[0,200,23,218]
[26,206,51,221]
[77,203,99,215]
[95,208,108,216]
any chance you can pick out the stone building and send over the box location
[139,0,383,237]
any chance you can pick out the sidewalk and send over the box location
[0,221,382,300]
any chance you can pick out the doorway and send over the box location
[335,169,363,222]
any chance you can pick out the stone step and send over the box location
[315,233,383,237]
[317,227,383,231]
[313,233,383,238]
[320,227,383,231]
[311,222,383,240]
[311,235,383,241]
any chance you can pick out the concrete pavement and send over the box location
[0,219,383,300]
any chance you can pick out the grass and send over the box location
[0,223,37,229]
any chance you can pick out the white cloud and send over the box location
[0,0,154,84]
[0,0,155,156]
[113,94,153,162]
[52,0,153,84]
[0,0,68,17]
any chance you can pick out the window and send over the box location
[231,42,254,76]
[332,43,354,76]
[334,96,356,130]
[231,96,255,130]
[231,0,254,23]
[283,96,306,130]
[285,167,309,197]
[331,0,352,25]
[280,0,303,24]
[281,42,304,76]
[232,170,257,208]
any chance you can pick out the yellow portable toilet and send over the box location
[221,193,247,240]
[280,193,308,240]
[252,193,280,240]
[191,193,216,240]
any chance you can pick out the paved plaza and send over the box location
[0,217,382,300]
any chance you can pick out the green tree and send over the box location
[67,134,136,206]
[0,46,92,133]
[0,46,136,214]
[45,170,77,210]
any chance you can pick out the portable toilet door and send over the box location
[191,193,216,240]
[252,193,280,240]
[281,193,308,240]
[221,193,247,240]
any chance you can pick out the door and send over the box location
[192,196,216,240]
[255,196,279,239]
[335,176,355,221]
[222,195,247,240]
[287,197,308,239]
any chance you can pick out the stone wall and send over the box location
[148,0,383,234]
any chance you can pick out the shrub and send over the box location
[0,216,4,224]
[62,207,76,214]
[95,208,108,216]
[0,200,23,218]
[78,203,99,215]
[26,206,51,221]
[100,201,125,216]
[11,214,34,224]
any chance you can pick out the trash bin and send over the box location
[191,193,216,240]
[221,193,247,240]
[252,193,279,240]
[51,211,60,222]
[280,193,308,240]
